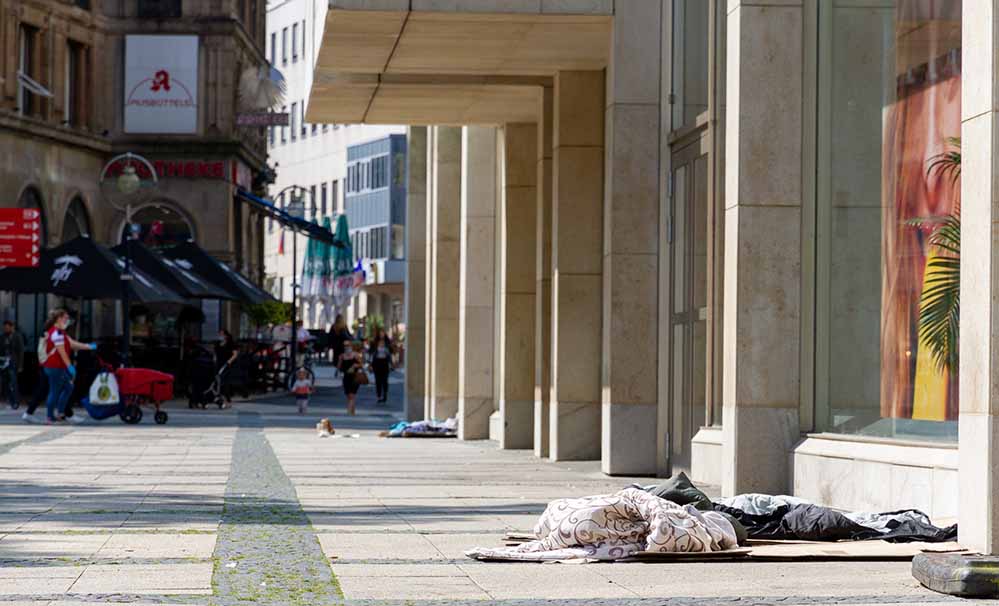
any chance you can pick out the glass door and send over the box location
[668,139,709,474]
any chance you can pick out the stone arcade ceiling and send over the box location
[308,4,612,125]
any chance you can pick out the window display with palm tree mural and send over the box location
[817,1,961,441]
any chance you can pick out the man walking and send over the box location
[0,320,23,409]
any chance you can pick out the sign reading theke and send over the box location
[0,208,41,267]
[124,35,199,134]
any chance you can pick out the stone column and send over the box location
[458,126,498,440]
[497,123,537,449]
[959,0,999,555]
[721,2,803,496]
[549,70,604,461]
[428,126,463,421]
[601,0,661,475]
[535,86,554,458]
[423,127,436,421]
[404,126,428,422]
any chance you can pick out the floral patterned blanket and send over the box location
[465,488,739,562]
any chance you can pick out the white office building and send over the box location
[264,0,404,330]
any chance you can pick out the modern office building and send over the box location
[263,0,403,328]
[0,0,271,341]
[306,1,999,555]
[344,134,407,329]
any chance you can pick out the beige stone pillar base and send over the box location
[958,414,999,553]
[549,401,601,461]
[601,403,657,475]
[500,400,534,450]
[533,400,550,458]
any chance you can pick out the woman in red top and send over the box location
[41,309,95,423]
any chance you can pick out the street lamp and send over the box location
[99,152,157,367]
[274,184,314,380]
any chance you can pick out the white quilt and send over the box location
[465,488,738,562]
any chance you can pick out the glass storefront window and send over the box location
[670,0,709,131]
[816,1,961,442]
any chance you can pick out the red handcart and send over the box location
[115,367,174,425]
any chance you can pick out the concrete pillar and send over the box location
[404,126,428,422]
[458,126,498,440]
[428,126,463,421]
[721,2,803,496]
[497,123,537,449]
[959,0,999,555]
[423,128,436,421]
[601,0,662,475]
[549,70,604,461]
[534,86,554,458]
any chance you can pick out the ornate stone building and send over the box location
[0,0,270,337]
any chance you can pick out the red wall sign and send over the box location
[0,208,41,267]
[105,159,226,180]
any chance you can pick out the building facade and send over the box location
[263,0,403,329]
[308,1,999,554]
[344,134,407,330]
[0,0,271,340]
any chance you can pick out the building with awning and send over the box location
[304,0,999,557]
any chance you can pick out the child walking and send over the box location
[292,368,313,414]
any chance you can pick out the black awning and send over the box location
[237,189,341,246]
[0,236,185,304]
[112,241,233,300]
[161,241,274,305]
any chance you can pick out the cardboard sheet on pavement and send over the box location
[500,534,969,562]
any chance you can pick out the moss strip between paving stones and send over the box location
[208,415,344,605]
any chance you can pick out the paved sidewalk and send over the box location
[0,369,984,605]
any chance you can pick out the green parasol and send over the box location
[300,221,319,300]
[332,214,353,277]
[332,214,359,309]
[316,216,335,326]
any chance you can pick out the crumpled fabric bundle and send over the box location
[465,488,738,562]
[386,417,458,437]
[714,497,957,543]
[715,493,810,516]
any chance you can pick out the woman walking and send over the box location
[338,341,362,416]
[41,309,94,424]
[371,335,392,404]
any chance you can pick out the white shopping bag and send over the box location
[89,372,120,405]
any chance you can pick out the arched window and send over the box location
[122,202,194,248]
[62,196,91,241]
[18,186,47,246]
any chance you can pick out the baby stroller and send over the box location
[188,352,230,409]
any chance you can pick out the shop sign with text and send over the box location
[124,35,199,134]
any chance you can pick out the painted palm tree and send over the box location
[911,137,960,372]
